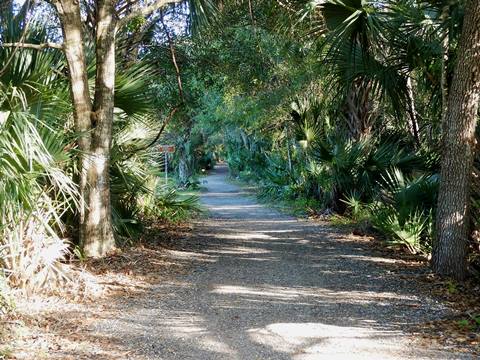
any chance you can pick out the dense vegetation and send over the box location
[0,0,479,308]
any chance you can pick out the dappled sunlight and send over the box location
[165,249,218,263]
[203,246,272,255]
[202,191,252,197]
[257,229,298,234]
[211,284,312,299]
[162,313,208,336]
[208,204,266,212]
[206,231,307,243]
[247,322,414,360]
[57,166,461,359]
[339,254,405,265]
[212,232,277,240]
[227,219,299,224]
[209,284,415,307]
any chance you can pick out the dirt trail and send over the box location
[91,165,469,359]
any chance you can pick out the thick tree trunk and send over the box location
[432,0,480,280]
[345,81,372,140]
[178,155,189,186]
[83,0,117,257]
[53,0,178,257]
[55,0,116,257]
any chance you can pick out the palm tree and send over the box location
[300,0,400,139]
[0,7,79,291]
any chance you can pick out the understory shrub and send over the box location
[369,169,438,254]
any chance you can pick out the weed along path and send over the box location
[91,165,467,359]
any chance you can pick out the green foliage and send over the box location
[0,0,471,297]
[144,185,202,223]
[126,16,146,32]
[457,313,480,331]
[447,280,458,295]
[342,192,370,223]
[0,11,78,293]
[0,8,202,295]
[369,169,438,254]
[370,208,431,254]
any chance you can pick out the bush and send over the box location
[370,207,432,254]
[369,169,438,254]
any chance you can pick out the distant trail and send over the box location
[94,164,470,359]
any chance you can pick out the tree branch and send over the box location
[1,42,64,50]
[123,106,179,160]
[160,11,184,102]
[116,0,142,18]
[117,0,183,29]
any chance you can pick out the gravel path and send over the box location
[93,165,470,359]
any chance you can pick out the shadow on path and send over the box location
[92,164,468,359]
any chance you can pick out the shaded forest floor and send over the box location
[2,167,480,359]
[1,222,198,359]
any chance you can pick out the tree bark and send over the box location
[53,0,96,253]
[54,0,117,257]
[285,125,292,172]
[177,135,192,187]
[406,76,420,146]
[52,0,184,257]
[440,4,450,128]
[82,0,117,257]
[432,0,480,280]
[160,12,184,102]
[247,0,255,27]
[345,81,372,140]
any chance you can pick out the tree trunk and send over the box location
[345,81,372,140]
[440,4,450,127]
[406,76,420,146]
[285,125,292,172]
[177,139,192,187]
[52,0,180,257]
[55,0,116,257]
[432,0,480,280]
[53,0,93,249]
[83,0,117,257]
[178,155,189,186]
[247,0,255,27]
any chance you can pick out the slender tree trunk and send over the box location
[432,0,480,280]
[53,0,93,249]
[160,11,184,103]
[178,134,192,187]
[83,0,117,257]
[247,0,255,27]
[440,4,450,127]
[285,125,292,172]
[406,76,420,146]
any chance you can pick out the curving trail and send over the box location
[93,165,470,359]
